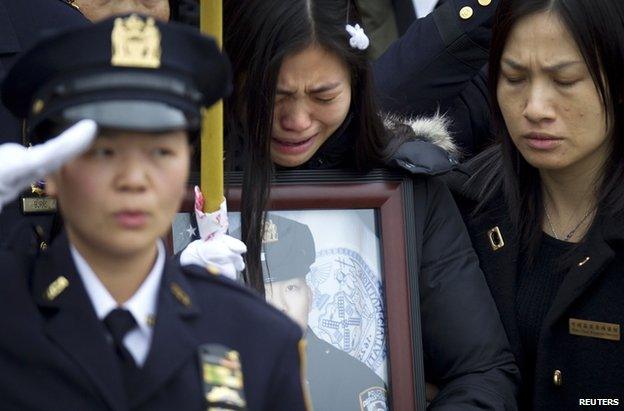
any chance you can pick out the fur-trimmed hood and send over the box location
[382,111,459,159]
[383,111,460,176]
[299,111,458,176]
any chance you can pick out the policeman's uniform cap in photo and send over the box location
[261,214,316,284]
[1,13,231,142]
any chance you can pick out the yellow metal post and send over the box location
[199,0,223,212]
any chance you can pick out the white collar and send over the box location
[70,241,165,336]
[412,0,437,18]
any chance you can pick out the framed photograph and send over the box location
[171,169,426,410]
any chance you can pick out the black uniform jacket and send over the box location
[0,0,88,246]
[297,117,520,410]
[447,150,624,410]
[305,329,387,411]
[0,0,87,144]
[0,232,308,411]
[373,0,496,156]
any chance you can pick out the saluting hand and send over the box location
[0,120,97,212]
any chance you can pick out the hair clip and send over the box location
[345,24,370,50]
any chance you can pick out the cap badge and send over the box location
[111,14,161,69]
[262,219,278,244]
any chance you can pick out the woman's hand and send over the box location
[0,120,97,212]
[179,187,247,280]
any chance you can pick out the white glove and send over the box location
[179,186,247,280]
[180,233,246,279]
[0,119,98,212]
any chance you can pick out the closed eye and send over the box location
[502,75,525,85]
[554,79,579,87]
[316,96,336,103]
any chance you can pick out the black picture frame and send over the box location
[171,169,426,410]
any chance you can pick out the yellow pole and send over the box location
[199,0,223,213]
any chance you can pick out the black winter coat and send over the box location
[447,150,624,410]
[299,116,520,410]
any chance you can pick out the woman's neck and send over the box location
[540,168,597,210]
[68,231,158,304]
[540,162,602,241]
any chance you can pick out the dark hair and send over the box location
[224,0,394,293]
[479,0,624,263]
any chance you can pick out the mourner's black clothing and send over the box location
[0,232,308,411]
[256,115,521,409]
[448,147,624,410]
[0,0,88,248]
[516,235,574,404]
[373,0,497,156]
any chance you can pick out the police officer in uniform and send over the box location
[262,214,388,411]
[0,14,309,411]
[372,0,498,155]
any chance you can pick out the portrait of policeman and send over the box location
[0,14,309,411]
[262,214,388,411]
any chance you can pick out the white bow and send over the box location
[345,24,370,50]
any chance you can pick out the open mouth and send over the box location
[272,135,314,146]
[271,133,318,155]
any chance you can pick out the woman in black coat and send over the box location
[221,0,520,408]
[447,0,624,409]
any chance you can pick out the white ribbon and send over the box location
[179,186,247,280]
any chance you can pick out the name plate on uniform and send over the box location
[21,197,57,214]
[569,318,620,341]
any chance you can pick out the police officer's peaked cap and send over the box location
[262,214,316,284]
[1,13,231,142]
